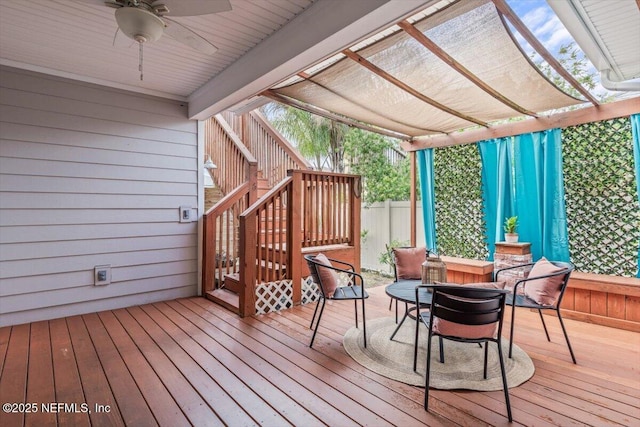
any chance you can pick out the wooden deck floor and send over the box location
[1,286,639,426]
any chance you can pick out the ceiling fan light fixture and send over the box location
[115,7,165,43]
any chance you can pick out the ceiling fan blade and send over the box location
[152,0,232,16]
[163,18,218,55]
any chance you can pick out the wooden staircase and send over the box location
[202,111,361,317]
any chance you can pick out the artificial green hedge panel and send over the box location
[562,117,639,277]
[434,144,488,260]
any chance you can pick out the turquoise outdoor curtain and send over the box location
[417,149,437,251]
[478,137,513,260]
[631,113,640,277]
[513,129,570,262]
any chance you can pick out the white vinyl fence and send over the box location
[361,201,426,274]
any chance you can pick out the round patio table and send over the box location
[385,280,433,340]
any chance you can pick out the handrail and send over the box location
[241,176,293,218]
[205,182,250,216]
[214,114,257,164]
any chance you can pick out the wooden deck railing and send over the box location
[300,170,360,248]
[238,170,361,316]
[204,115,258,196]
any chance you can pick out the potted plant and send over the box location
[504,216,519,243]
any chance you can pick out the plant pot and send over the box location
[505,233,519,243]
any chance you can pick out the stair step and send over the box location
[205,289,240,314]
[224,272,241,294]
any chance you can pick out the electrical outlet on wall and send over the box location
[94,265,111,286]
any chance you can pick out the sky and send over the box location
[505,0,612,98]
[507,0,575,55]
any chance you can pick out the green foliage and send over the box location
[562,117,638,277]
[531,42,613,103]
[379,240,410,269]
[503,216,518,234]
[344,128,411,204]
[360,229,369,244]
[434,144,488,260]
[261,103,348,172]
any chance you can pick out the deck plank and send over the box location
[66,315,125,427]
[49,318,91,426]
[158,300,324,426]
[199,302,439,427]
[185,298,372,426]
[0,326,11,376]
[25,321,56,427]
[81,313,157,426]
[139,303,290,426]
[96,311,190,427]
[127,304,267,426]
[0,324,30,427]
[112,308,223,426]
[0,286,638,427]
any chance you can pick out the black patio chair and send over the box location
[415,284,512,422]
[388,246,426,317]
[495,260,576,363]
[304,254,368,348]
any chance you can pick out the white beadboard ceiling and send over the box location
[0,0,438,119]
[0,0,316,99]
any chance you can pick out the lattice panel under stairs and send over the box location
[255,274,353,314]
[301,277,320,305]
[255,280,293,314]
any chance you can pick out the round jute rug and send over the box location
[343,317,534,390]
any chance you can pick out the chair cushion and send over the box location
[314,253,339,298]
[432,282,505,339]
[393,247,426,280]
[433,318,498,340]
[524,257,565,306]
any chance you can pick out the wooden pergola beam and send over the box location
[341,48,489,127]
[401,97,640,151]
[492,0,599,106]
[397,20,538,118]
[261,89,411,140]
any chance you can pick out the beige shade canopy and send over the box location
[271,0,583,139]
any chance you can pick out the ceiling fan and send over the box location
[95,0,232,79]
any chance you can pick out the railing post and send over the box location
[202,213,213,294]
[239,212,257,317]
[288,170,303,305]
[351,176,362,272]
[248,162,258,205]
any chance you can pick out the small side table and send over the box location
[494,242,532,290]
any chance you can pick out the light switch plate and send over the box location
[179,205,192,223]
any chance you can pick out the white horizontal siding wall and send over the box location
[0,66,199,326]
[361,201,426,273]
